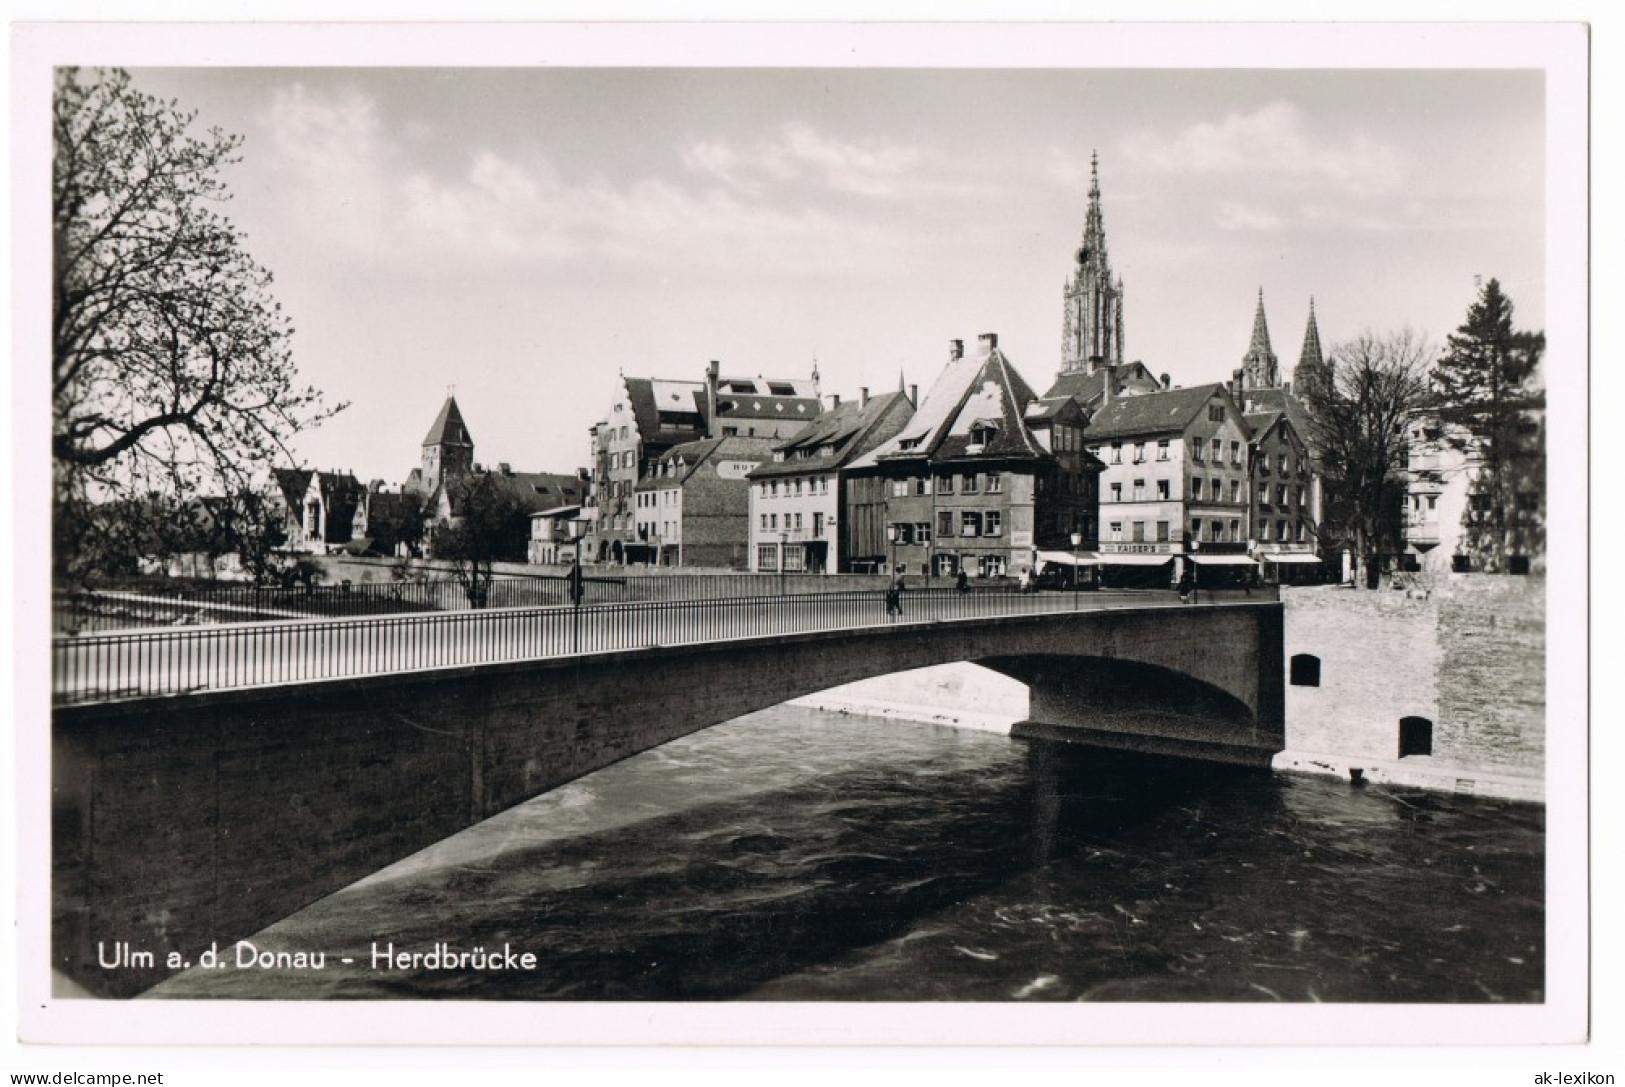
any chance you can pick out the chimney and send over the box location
[860,387,870,408]
[369,479,384,493]
[1230,368,1244,400]
[827,393,841,409]
[908,384,919,409]
[499,462,511,475]
[706,359,720,437]
[978,332,998,357]
[1161,372,1171,391]
[1102,364,1117,405]
[949,339,964,361]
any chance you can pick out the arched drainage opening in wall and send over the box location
[1289,653,1321,687]
[1399,716,1434,758]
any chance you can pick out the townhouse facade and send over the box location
[633,436,777,569]
[585,361,821,565]
[845,334,1102,580]
[746,387,916,573]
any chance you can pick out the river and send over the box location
[149,704,1544,1003]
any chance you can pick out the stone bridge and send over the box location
[53,600,1282,995]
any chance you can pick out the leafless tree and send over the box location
[1302,329,1435,589]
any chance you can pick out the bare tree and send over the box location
[1302,329,1435,589]
[52,67,342,580]
[429,474,529,608]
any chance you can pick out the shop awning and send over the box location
[1258,552,1324,565]
[1035,550,1101,566]
[1097,553,1176,566]
[1188,554,1259,566]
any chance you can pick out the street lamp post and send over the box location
[779,531,788,597]
[886,524,898,579]
[568,517,587,651]
[1070,530,1083,609]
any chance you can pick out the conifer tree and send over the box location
[1432,279,1545,571]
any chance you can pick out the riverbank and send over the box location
[792,574,1546,802]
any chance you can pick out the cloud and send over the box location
[1123,101,1408,197]
[682,122,927,199]
[1214,202,1286,232]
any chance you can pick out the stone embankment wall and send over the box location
[799,576,1546,799]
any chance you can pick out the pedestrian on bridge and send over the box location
[956,569,969,595]
[885,583,903,621]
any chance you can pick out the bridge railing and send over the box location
[51,585,1277,706]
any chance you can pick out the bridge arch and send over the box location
[55,602,1282,996]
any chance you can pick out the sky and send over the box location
[118,63,1546,485]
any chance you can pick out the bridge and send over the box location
[52,586,1283,996]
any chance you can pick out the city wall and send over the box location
[796,576,1546,800]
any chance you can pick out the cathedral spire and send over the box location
[1293,297,1329,398]
[1240,288,1280,391]
[1060,150,1125,375]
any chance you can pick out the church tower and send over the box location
[1239,288,1280,391]
[1060,152,1125,374]
[1293,297,1329,400]
[420,394,474,495]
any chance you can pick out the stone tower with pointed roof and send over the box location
[1060,151,1126,375]
[1238,288,1280,392]
[1293,297,1330,401]
[419,395,474,495]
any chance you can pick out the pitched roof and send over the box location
[272,467,313,507]
[1043,361,1161,406]
[638,435,776,489]
[623,378,708,444]
[422,396,474,448]
[1243,387,1313,446]
[857,344,1049,466]
[1083,383,1242,442]
[748,390,914,479]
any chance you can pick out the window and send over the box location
[986,472,1003,493]
[769,513,778,530]
[759,514,768,530]
[1230,520,1241,542]
[1260,520,1271,542]
[1110,521,1124,542]
[1132,443,1146,463]
[961,511,983,537]
[759,482,768,498]
[1258,483,1270,508]
[962,473,979,494]
[895,523,914,545]
[1157,439,1170,460]
[1211,437,1222,461]
[1426,494,1436,510]
[915,476,932,496]
[1157,479,1170,500]
[1209,404,1226,422]
[1211,479,1222,502]
[1190,439,1204,462]
[771,481,780,497]
[813,512,824,537]
[985,511,1003,537]
[1156,520,1170,543]
[794,480,804,496]
[980,555,1008,578]
[1278,520,1288,542]
[783,547,804,572]
[1111,443,1122,464]
[1399,717,1434,758]
[1277,484,1288,506]
[1231,479,1242,503]
[1190,517,1202,541]
[820,478,830,495]
[1277,452,1288,473]
[1290,654,1321,687]
[794,512,803,530]
[909,522,929,544]
[757,545,778,571]
[937,474,954,494]
[890,479,908,498]
[1110,482,1123,502]
[1133,479,1146,501]
[1191,478,1203,499]
[722,426,739,437]
[1132,521,1146,543]
[1232,442,1243,466]
[938,511,955,538]
[1296,522,1307,542]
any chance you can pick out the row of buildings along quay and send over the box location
[268,155,1487,587]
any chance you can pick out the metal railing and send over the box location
[52,585,1277,706]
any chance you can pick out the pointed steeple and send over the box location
[420,395,475,494]
[1293,297,1329,397]
[1060,150,1126,375]
[1240,288,1280,391]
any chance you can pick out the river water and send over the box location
[150,705,1544,1003]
